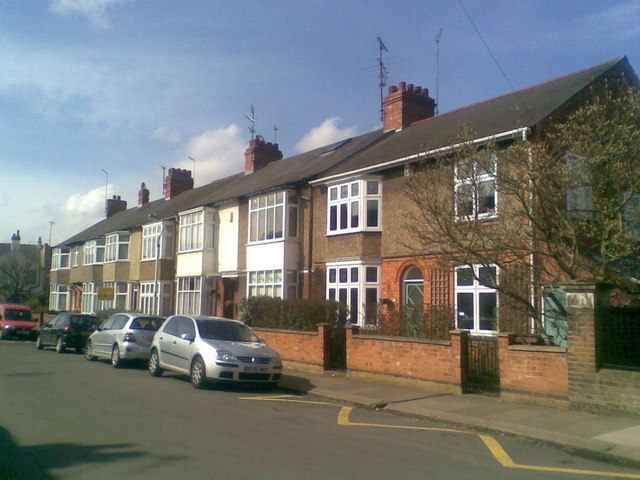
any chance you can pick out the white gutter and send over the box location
[310,127,531,185]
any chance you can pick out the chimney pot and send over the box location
[382,80,436,132]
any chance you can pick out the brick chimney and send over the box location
[106,195,127,218]
[165,168,194,199]
[138,182,150,206]
[383,82,436,132]
[245,135,283,173]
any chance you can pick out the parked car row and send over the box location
[36,312,283,390]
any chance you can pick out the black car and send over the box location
[36,313,100,353]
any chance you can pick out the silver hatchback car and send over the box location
[85,313,165,367]
[148,315,283,389]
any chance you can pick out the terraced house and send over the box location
[50,56,638,334]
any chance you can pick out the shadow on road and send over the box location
[0,426,162,479]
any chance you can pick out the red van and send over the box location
[0,304,37,339]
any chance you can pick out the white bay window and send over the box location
[326,262,380,326]
[327,178,381,235]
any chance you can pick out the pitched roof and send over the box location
[315,56,634,180]
[59,56,636,246]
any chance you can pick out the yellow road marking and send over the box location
[242,397,640,478]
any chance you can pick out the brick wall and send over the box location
[346,328,464,393]
[498,333,569,408]
[253,325,329,373]
[566,284,640,415]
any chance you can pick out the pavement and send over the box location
[279,367,640,467]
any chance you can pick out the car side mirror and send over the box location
[180,333,195,342]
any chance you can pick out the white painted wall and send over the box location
[218,204,239,274]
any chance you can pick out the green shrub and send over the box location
[240,297,347,331]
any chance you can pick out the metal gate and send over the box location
[465,336,500,393]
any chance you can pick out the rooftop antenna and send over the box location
[160,165,167,196]
[377,36,389,123]
[273,125,279,144]
[245,105,256,140]
[101,169,109,202]
[435,27,443,115]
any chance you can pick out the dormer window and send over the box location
[327,178,381,235]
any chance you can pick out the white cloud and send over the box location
[153,126,182,144]
[49,0,128,29]
[294,117,358,153]
[63,185,109,217]
[179,124,247,186]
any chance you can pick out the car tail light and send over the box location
[63,326,74,333]
[123,332,136,343]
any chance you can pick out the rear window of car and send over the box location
[5,309,32,321]
[69,315,99,329]
[130,317,164,331]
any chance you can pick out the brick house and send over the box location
[49,56,639,412]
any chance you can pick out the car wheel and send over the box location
[35,336,44,350]
[84,341,97,361]
[190,356,207,389]
[148,349,163,377]
[111,345,122,368]
[55,337,65,353]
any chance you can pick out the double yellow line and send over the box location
[243,395,640,479]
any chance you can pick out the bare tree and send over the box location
[404,82,640,339]
[0,255,37,304]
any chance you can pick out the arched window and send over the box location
[402,266,424,337]
[402,266,424,313]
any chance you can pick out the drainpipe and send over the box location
[305,187,314,298]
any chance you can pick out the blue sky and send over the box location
[1,0,639,246]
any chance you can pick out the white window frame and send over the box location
[248,270,282,298]
[327,178,382,235]
[83,239,105,265]
[176,276,202,315]
[454,264,498,334]
[81,282,98,314]
[179,209,205,253]
[326,261,381,326]
[248,191,299,244]
[99,281,128,311]
[142,221,173,260]
[51,247,70,270]
[70,246,80,267]
[104,232,130,263]
[454,157,497,221]
[49,284,68,311]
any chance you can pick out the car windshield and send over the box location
[196,320,259,342]
[6,309,32,321]
[130,317,164,331]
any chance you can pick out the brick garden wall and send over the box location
[253,325,328,373]
[345,328,465,393]
[566,284,640,415]
[498,333,569,408]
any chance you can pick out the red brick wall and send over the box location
[254,325,328,369]
[346,328,464,391]
[498,334,569,407]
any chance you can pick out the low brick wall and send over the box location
[253,325,328,373]
[345,329,464,393]
[498,334,569,408]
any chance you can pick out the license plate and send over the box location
[244,366,267,373]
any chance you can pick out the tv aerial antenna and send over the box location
[377,36,389,123]
[435,28,443,115]
[245,105,256,140]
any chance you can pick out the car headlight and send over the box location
[216,350,237,362]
